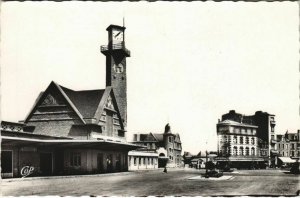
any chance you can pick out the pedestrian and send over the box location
[163,166,167,173]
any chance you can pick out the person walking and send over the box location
[163,166,168,173]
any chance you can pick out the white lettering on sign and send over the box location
[20,166,34,178]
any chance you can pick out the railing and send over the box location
[270,149,279,154]
[270,120,276,126]
[100,42,130,56]
[271,139,277,144]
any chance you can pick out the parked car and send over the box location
[204,170,223,178]
[290,162,300,174]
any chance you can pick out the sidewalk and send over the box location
[2,167,183,182]
[2,171,135,182]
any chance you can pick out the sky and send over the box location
[1,2,299,154]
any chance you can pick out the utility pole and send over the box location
[205,141,208,174]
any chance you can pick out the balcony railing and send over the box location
[270,149,279,154]
[100,42,130,57]
[271,139,277,144]
[270,120,276,126]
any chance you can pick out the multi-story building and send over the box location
[276,130,300,159]
[216,120,263,169]
[218,110,277,167]
[1,24,140,178]
[131,124,182,168]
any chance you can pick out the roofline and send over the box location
[55,82,86,124]
[106,25,126,31]
[24,81,86,124]
[1,121,24,126]
[1,136,140,147]
[217,120,258,128]
[1,130,73,139]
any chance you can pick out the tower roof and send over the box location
[106,24,126,31]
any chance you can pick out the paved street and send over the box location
[1,168,299,196]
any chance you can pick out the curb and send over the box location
[2,171,134,182]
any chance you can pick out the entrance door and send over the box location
[40,153,52,176]
[97,153,104,173]
[106,154,113,173]
[1,151,13,178]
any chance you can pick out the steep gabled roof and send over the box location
[152,133,164,142]
[24,81,85,124]
[144,133,158,142]
[24,81,123,128]
[174,133,181,143]
[60,85,105,119]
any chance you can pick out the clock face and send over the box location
[113,63,124,73]
[112,30,123,42]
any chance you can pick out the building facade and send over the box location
[128,151,158,171]
[1,24,140,178]
[131,124,183,168]
[217,110,277,167]
[217,120,262,169]
[276,130,300,159]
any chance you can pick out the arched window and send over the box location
[233,146,237,155]
[240,147,244,156]
[245,147,249,156]
[251,147,255,156]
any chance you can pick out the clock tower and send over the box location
[101,24,130,128]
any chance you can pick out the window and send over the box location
[1,151,12,173]
[245,137,249,144]
[151,158,153,165]
[100,115,106,121]
[152,143,155,149]
[148,158,150,165]
[233,136,237,144]
[240,147,244,156]
[139,157,141,165]
[240,137,243,144]
[251,147,255,155]
[134,157,137,166]
[169,148,172,153]
[118,130,125,137]
[233,147,237,155]
[251,137,254,145]
[70,152,81,166]
[169,136,172,143]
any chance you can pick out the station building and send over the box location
[1,24,141,178]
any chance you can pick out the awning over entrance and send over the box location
[1,136,142,151]
[278,157,296,163]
